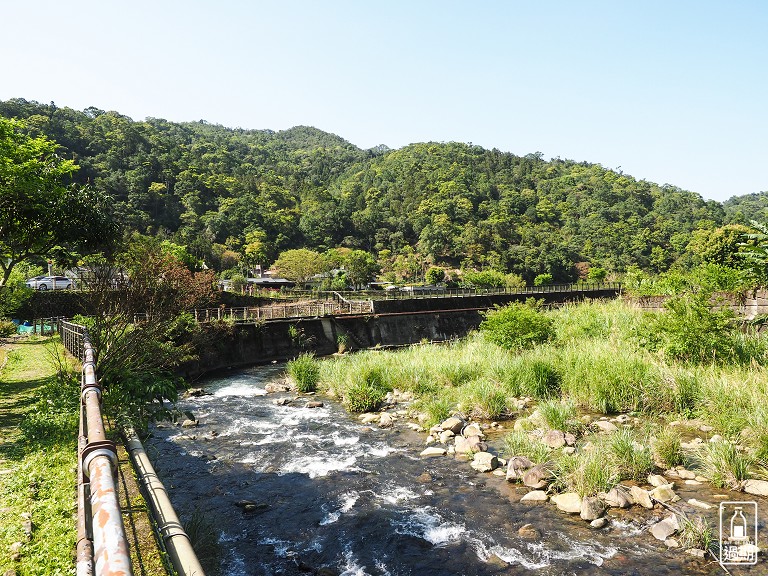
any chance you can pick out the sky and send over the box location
[2,0,766,202]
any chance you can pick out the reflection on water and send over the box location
[148,364,721,576]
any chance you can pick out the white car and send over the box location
[25,275,73,290]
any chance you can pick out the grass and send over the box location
[0,337,78,576]
[286,352,321,393]
[316,298,768,486]
[608,429,655,481]
[538,399,581,434]
[1,337,168,576]
[503,430,551,464]
[693,441,754,489]
[653,428,685,469]
[678,515,715,552]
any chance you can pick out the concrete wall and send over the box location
[183,289,622,379]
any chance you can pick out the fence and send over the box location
[60,321,134,576]
[192,300,374,323]
[279,282,622,301]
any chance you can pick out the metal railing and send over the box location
[60,322,134,576]
[192,300,374,323]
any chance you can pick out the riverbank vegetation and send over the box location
[0,337,79,575]
[315,297,768,497]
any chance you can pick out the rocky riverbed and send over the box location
[148,364,767,575]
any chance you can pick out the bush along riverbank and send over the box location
[282,297,768,562]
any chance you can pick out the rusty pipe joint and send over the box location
[82,441,118,479]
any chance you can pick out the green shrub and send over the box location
[425,267,446,285]
[534,273,553,286]
[653,428,685,468]
[0,318,17,337]
[479,301,554,351]
[287,353,320,393]
[640,291,743,364]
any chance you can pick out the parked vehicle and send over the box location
[25,275,73,290]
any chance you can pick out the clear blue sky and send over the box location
[2,0,766,202]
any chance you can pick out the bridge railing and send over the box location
[192,300,374,322]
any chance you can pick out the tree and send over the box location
[343,250,378,289]
[271,249,323,285]
[425,266,446,285]
[0,118,113,286]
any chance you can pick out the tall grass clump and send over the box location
[184,509,221,573]
[286,353,320,393]
[457,379,509,420]
[341,366,391,413]
[556,451,619,497]
[694,441,754,489]
[557,340,667,414]
[678,515,715,553]
[479,300,554,351]
[416,395,455,428]
[608,429,655,481]
[503,431,551,464]
[653,428,685,468]
[538,399,581,434]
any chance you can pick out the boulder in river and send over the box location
[462,423,484,438]
[630,486,654,509]
[650,484,678,503]
[541,430,566,449]
[454,435,487,455]
[552,492,582,514]
[743,479,768,496]
[600,487,631,508]
[470,452,499,472]
[520,490,549,503]
[518,523,541,539]
[580,495,606,521]
[523,463,553,489]
[649,515,679,541]
[440,416,465,435]
[506,456,534,482]
[421,447,447,457]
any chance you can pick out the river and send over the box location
[147,364,728,576]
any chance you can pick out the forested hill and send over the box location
[2,98,764,282]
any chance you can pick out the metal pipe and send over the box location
[77,406,94,576]
[124,429,206,576]
[87,454,132,576]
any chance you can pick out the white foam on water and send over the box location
[321,491,361,525]
[377,486,421,505]
[213,382,267,397]
[332,433,360,446]
[366,445,396,457]
[338,548,371,576]
[280,454,360,478]
[474,541,550,571]
[259,536,293,557]
[393,507,467,546]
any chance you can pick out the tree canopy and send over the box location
[2,98,766,286]
[0,116,114,285]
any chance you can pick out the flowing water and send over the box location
[147,365,732,576]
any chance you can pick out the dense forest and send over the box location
[2,98,766,284]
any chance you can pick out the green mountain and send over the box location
[1,98,763,282]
